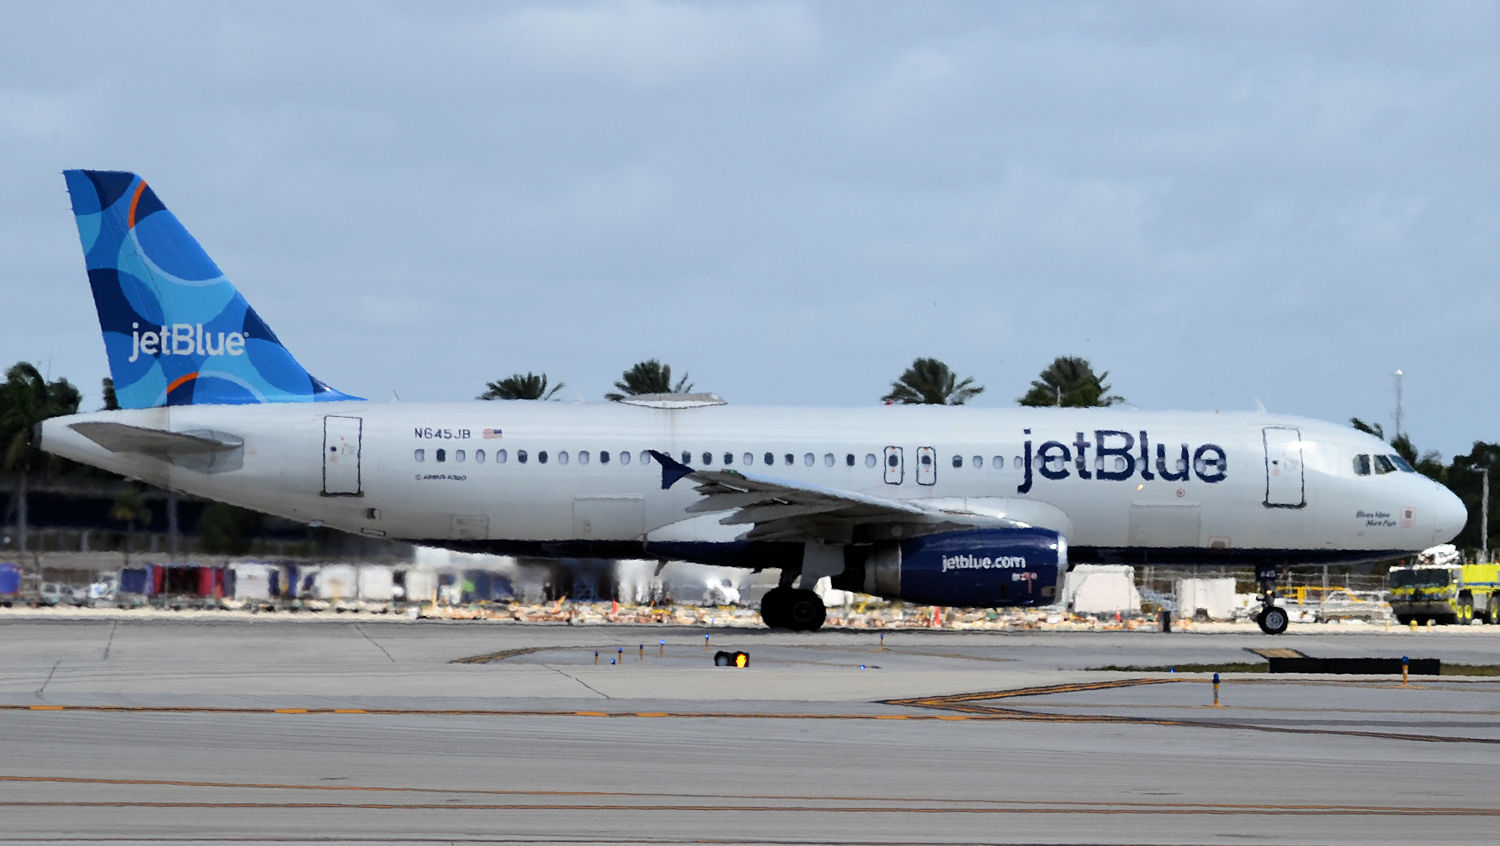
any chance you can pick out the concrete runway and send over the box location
[3,617,1499,845]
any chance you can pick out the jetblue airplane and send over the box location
[40,170,1466,634]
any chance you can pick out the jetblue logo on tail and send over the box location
[65,169,360,408]
[129,323,246,362]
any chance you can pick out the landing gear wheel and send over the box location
[1257,606,1289,635]
[759,587,792,629]
[785,589,827,632]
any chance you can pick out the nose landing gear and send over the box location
[1255,563,1289,635]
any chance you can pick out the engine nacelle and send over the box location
[834,528,1067,608]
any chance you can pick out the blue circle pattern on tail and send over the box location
[63,170,361,409]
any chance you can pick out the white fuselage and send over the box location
[41,401,1465,568]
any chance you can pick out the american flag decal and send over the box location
[482,428,503,439]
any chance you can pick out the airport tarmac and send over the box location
[2,617,1499,845]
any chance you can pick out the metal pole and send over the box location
[1393,369,1404,439]
[1483,468,1490,563]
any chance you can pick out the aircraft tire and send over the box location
[1258,606,1289,635]
[785,589,827,632]
[759,588,792,629]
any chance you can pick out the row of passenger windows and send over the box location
[1352,453,1416,476]
[411,447,1190,475]
[413,448,658,466]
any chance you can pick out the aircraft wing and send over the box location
[648,450,1027,544]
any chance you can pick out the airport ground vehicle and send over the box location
[1387,545,1500,625]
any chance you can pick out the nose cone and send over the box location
[1432,483,1468,545]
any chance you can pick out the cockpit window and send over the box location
[1353,455,1371,476]
[1373,454,1396,475]
[1389,454,1416,472]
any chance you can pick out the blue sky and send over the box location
[2,1,1496,458]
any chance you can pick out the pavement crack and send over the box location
[355,624,396,663]
[103,620,118,661]
[37,659,61,697]
[546,666,611,699]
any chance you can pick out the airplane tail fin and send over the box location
[62,170,361,408]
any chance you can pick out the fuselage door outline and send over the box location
[883,445,904,485]
[916,445,937,486]
[1262,425,1305,509]
[322,415,363,496]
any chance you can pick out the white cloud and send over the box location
[489,0,818,86]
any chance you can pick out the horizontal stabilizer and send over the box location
[68,421,244,474]
[70,421,241,455]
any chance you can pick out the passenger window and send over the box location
[920,453,933,467]
[475,449,486,464]
[558,451,569,465]
[1013,456,1023,469]
[785,454,794,466]
[639,451,651,465]
[951,455,963,469]
[578,451,590,465]
[1194,453,1222,476]
[972,456,982,469]
[455,450,466,463]
[1353,455,1371,476]
[824,453,835,467]
[620,451,631,465]
[803,453,814,467]
[725,452,734,466]
[496,449,507,464]
[436,449,446,463]
[1374,454,1396,474]
[414,449,425,462]
[538,450,549,465]
[866,453,877,468]
[992,456,1003,470]
[517,449,528,464]
[682,451,692,465]
[887,454,899,468]
[846,454,855,467]
[702,452,713,465]
[743,452,754,466]
[764,452,774,466]
[600,451,610,464]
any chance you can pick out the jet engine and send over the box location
[833,527,1066,607]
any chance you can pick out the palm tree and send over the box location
[882,357,984,405]
[479,372,564,401]
[110,485,152,567]
[0,362,82,554]
[1018,356,1122,407]
[605,360,692,401]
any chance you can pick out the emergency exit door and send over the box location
[323,415,363,496]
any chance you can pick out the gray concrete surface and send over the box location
[2,617,1499,844]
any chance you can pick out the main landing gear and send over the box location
[1254,564,1289,635]
[759,586,826,632]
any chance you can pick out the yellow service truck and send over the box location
[1388,545,1500,625]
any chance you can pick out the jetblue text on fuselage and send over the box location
[128,322,246,363]
[1017,429,1228,494]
